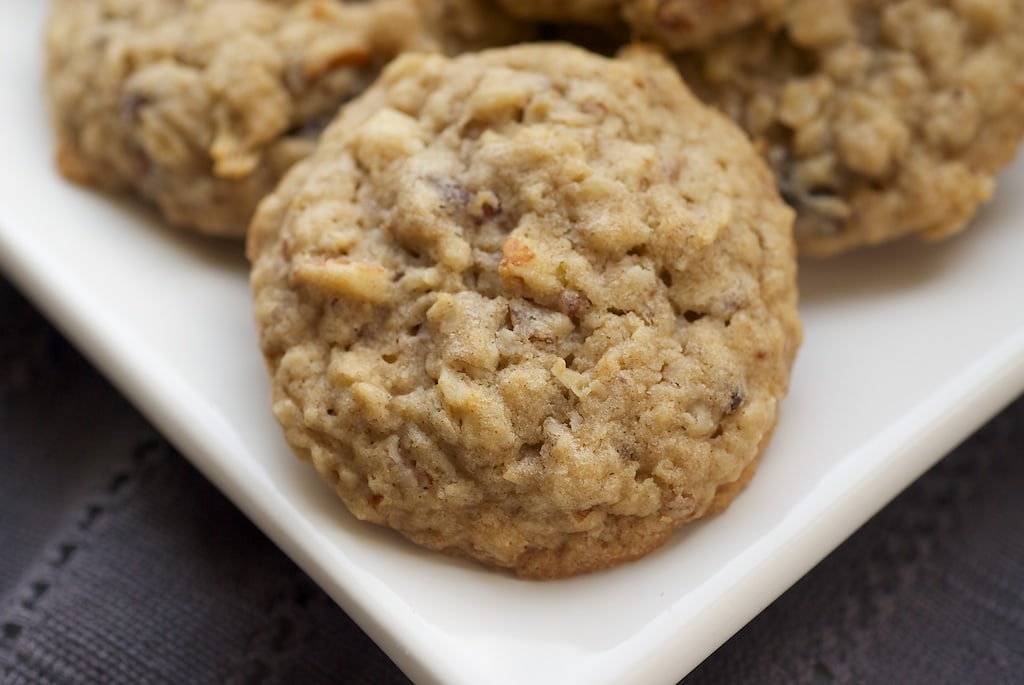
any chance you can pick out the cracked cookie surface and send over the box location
[678,0,1024,255]
[46,0,430,237]
[249,44,801,577]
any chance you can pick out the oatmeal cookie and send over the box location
[249,44,801,577]
[678,0,1024,255]
[46,0,431,237]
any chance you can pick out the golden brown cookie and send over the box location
[46,0,431,237]
[679,0,1024,255]
[249,44,801,578]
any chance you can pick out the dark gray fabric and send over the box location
[1,273,1021,684]
[684,397,1024,684]
[0,278,409,685]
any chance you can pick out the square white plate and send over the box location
[3,3,1024,683]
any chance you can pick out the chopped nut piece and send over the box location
[291,257,392,303]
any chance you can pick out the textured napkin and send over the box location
[1,275,1021,684]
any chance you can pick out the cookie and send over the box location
[46,0,431,237]
[678,0,1024,255]
[623,0,789,50]
[248,44,801,578]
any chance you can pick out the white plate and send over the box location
[3,3,1024,683]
